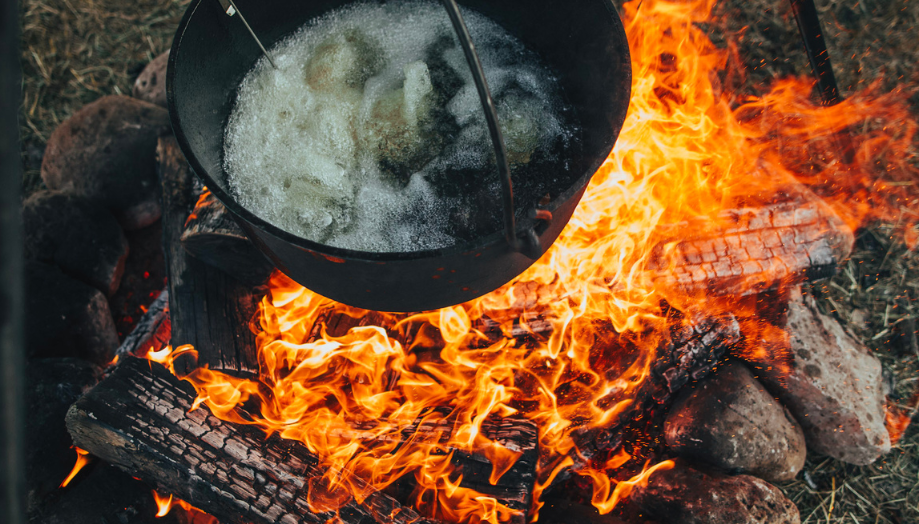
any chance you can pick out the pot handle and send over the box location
[439,0,547,260]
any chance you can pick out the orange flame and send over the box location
[155,0,919,521]
[185,187,212,226]
[886,390,919,446]
[152,490,220,523]
[153,490,174,517]
[60,447,92,488]
[577,459,675,514]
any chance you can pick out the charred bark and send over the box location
[67,357,539,524]
[67,357,436,524]
[645,188,853,297]
[115,289,171,358]
[180,190,274,286]
[157,135,263,375]
[572,313,743,461]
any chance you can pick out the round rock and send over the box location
[25,261,119,365]
[664,360,807,482]
[23,190,129,297]
[132,51,169,108]
[750,287,892,465]
[41,95,169,230]
[630,459,800,524]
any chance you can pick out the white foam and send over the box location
[224,0,572,252]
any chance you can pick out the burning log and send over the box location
[115,289,170,359]
[645,183,853,297]
[572,313,743,461]
[157,135,263,376]
[67,357,431,524]
[338,417,539,516]
[67,357,539,524]
[180,190,274,286]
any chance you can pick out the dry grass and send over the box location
[18,0,189,193]
[709,1,919,522]
[18,0,919,522]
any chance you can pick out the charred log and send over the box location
[157,135,263,375]
[67,357,539,524]
[67,357,437,524]
[572,313,742,461]
[115,289,170,358]
[645,184,853,297]
[180,190,274,286]
[339,416,538,516]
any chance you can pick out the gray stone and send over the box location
[133,51,169,108]
[25,261,119,365]
[26,358,101,515]
[753,287,891,465]
[23,190,129,297]
[630,459,800,524]
[41,95,169,230]
[664,360,806,482]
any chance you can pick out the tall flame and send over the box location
[60,447,92,488]
[158,0,918,522]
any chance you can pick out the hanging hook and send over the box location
[216,0,278,69]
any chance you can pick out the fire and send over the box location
[153,490,173,517]
[185,186,212,226]
[60,447,92,488]
[152,490,220,523]
[156,0,918,522]
[886,389,919,446]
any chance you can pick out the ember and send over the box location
[129,0,919,522]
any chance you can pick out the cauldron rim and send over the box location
[166,0,629,263]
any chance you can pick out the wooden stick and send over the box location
[115,289,170,358]
[157,135,263,376]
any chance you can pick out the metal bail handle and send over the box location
[438,0,546,259]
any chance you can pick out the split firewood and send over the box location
[67,357,539,524]
[115,289,170,358]
[158,135,263,376]
[644,181,853,297]
[180,189,275,286]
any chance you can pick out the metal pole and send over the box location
[0,0,26,522]
[788,0,841,106]
[788,0,855,165]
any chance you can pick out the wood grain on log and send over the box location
[67,357,437,524]
[645,186,853,297]
[115,289,170,358]
[157,135,262,375]
[181,190,274,286]
[68,357,539,524]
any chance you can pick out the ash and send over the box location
[224,0,576,253]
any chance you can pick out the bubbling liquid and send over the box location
[224,0,577,252]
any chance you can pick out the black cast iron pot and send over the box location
[167,0,631,312]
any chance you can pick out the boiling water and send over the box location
[224,0,578,252]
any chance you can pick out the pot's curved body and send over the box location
[167,0,631,312]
